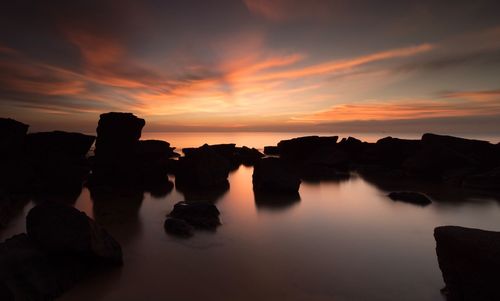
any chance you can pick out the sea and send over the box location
[2,131,500,301]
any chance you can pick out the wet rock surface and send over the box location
[434,226,500,301]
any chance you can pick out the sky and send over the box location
[1,0,500,133]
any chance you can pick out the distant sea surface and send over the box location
[2,131,500,301]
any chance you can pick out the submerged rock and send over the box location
[164,217,194,237]
[388,191,432,206]
[252,158,301,194]
[167,201,221,229]
[434,226,500,301]
[26,203,123,265]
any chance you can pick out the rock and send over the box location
[0,233,89,300]
[167,201,221,229]
[462,168,500,191]
[134,139,176,160]
[434,226,500,301]
[253,158,301,194]
[388,191,431,206]
[175,144,230,190]
[94,112,145,160]
[0,118,29,155]
[264,146,280,156]
[164,217,194,237]
[26,131,95,158]
[363,137,421,168]
[26,203,123,265]
[235,146,264,166]
[277,136,338,161]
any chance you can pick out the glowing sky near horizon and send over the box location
[1,0,500,132]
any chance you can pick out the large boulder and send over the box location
[253,158,301,194]
[434,226,500,301]
[26,203,123,265]
[277,136,338,161]
[175,144,230,190]
[26,131,95,159]
[167,201,221,229]
[363,137,421,168]
[235,146,264,166]
[462,168,500,191]
[263,146,280,156]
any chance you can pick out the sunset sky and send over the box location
[1,0,500,133]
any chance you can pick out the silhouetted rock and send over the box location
[94,112,145,159]
[235,146,264,166]
[164,217,194,237]
[277,136,338,161]
[264,146,280,155]
[26,131,95,158]
[363,137,421,168]
[388,191,431,206]
[175,144,230,190]
[254,191,301,210]
[0,118,28,156]
[253,158,301,194]
[167,201,221,229]
[462,168,500,191]
[0,233,89,300]
[434,226,500,301]
[26,203,123,265]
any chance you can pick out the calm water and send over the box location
[2,132,500,301]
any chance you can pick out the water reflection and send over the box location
[253,191,301,211]
[175,180,229,203]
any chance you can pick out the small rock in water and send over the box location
[388,191,431,206]
[167,201,221,230]
[164,217,194,237]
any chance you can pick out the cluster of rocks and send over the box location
[263,134,500,193]
[164,201,221,237]
[0,203,122,300]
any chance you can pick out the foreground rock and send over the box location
[388,191,432,206]
[0,204,122,300]
[27,203,123,264]
[277,136,338,161]
[183,143,264,169]
[175,144,230,190]
[434,226,500,301]
[253,158,301,194]
[167,201,221,230]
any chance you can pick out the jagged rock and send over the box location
[167,201,221,229]
[26,203,123,265]
[164,217,194,237]
[434,226,500,301]
[263,146,280,155]
[277,136,338,161]
[175,144,230,190]
[388,191,432,206]
[253,158,301,194]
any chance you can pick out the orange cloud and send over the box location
[243,0,333,22]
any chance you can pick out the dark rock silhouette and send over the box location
[167,201,221,230]
[277,135,338,161]
[175,144,230,190]
[90,112,176,189]
[434,226,500,301]
[462,167,500,191]
[254,191,301,211]
[0,118,29,156]
[183,143,264,170]
[363,137,420,168]
[388,191,432,206]
[264,145,280,155]
[164,217,194,237]
[253,157,301,194]
[27,203,123,265]
[236,146,265,166]
[0,204,122,300]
